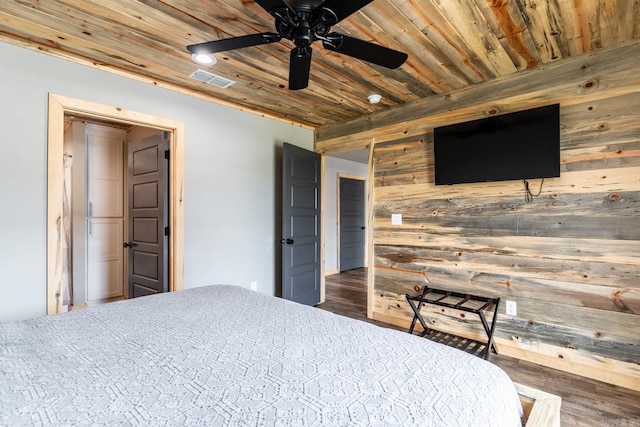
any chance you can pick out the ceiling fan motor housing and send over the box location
[294,15,313,47]
[274,6,336,48]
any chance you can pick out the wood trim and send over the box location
[67,303,88,311]
[366,140,375,319]
[496,336,640,392]
[337,173,367,181]
[515,382,562,427]
[168,124,185,294]
[47,94,185,315]
[47,95,65,315]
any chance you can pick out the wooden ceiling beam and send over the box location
[315,41,640,153]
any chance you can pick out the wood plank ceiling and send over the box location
[1,0,638,128]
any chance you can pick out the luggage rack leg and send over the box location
[478,301,501,358]
[407,293,431,337]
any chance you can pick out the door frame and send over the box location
[319,143,375,317]
[336,173,367,272]
[47,93,185,315]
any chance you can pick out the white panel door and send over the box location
[85,124,125,301]
[87,128,124,218]
[87,218,124,300]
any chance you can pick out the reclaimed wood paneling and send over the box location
[317,42,640,391]
[371,100,640,387]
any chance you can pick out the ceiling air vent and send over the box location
[189,69,235,89]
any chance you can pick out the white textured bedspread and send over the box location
[0,285,522,426]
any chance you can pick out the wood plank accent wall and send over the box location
[315,42,640,391]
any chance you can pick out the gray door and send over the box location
[339,178,365,271]
[126,132,169,298]
[282,143,321,305]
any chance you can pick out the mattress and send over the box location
[0,285,522,426]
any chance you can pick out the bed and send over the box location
[0,285,523,426]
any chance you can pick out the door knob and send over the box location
[281,238,294,245]
[123,242,136,248]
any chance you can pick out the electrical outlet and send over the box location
[250,281,257,291]
[391,214,402,225]
[505,300,517,316]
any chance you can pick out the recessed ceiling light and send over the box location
[191,53,217,65]
[368,94,382,104]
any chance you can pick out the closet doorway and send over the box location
[46,94,184,315]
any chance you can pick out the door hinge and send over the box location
[164,226,170,237]
[164,149,170,160]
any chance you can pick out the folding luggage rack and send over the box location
[406,286,500,360]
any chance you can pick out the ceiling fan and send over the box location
[187,0,408,90]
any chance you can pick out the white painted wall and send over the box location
[0,41,313,322]
[324,156,368,274]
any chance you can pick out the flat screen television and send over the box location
[434,104,560,185]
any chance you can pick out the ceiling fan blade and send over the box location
[323,33,408,69]
[187,32,281,54]
[289,47,312,90]
[320,0,373,22]
[254,0,288,13]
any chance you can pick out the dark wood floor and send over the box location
[317,268,640,427]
